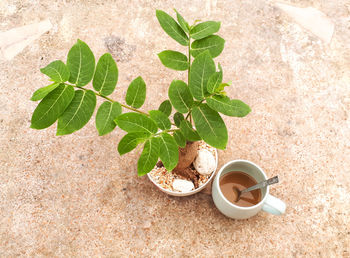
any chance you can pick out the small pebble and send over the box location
[193,149,216,175]
[173,179,195,192]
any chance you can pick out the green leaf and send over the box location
[174,9,189,33]
[180,120,201,141]
[173,112,184,127]
[216,82,231,92]
[30,84,75,130]
[95,101,122,136]
[92,53,118,96]
[125,76,146,109]
[191,35,225,58]
[30,82,60,101]
[207,96,251,117]
[190,21,221,40]
[114,112,157,135]
[158,50,188,71]
[149,110,171,130]
[189,51,216,100]
[168,80,193,113]
[173,130,186,148]
[207,70,223,93]
[192,103,227,149]
[158,100,172,116]
[138,137,160,176]
[158,133,179,171]
[40,60,70,82]
[118,132,149,155]
[156,10,189,46]
[57,90,96,135]
[67,39,95,86]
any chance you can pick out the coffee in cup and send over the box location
[219,171,261,207]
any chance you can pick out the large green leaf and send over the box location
[158,100,172,117]
[92,53,118,96]
[174,9,189,33]
[158,133,179,171]
[125,76,146,109]
[206,96,251,117]
[118,132,149,155]
[190,21,221,40]
[173,112,184,127]
[207,68,223,93]
[189,51,216,100]
[30,84,75,129]
[114,112,157,135]
[40,60,70,82]
[192,103,227,149]
[138,137,160,176]
[158,50,188,71]
[173,130,186,148]
[57,89,96,135]
[95,101,122,136]
[191,35,225,58]
[180,120,201,141]
[67,39,95,86]
[149,110,171,130]
[168,80,193,113]
[30,83,60,101]
[156,10,188,46]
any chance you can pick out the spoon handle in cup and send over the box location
[241,176,279,194]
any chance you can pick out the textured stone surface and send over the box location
[1,0,350,256]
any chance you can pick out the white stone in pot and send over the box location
[173,179,194,192]
[193,149,216,175]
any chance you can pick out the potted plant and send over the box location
[29,9,251,195]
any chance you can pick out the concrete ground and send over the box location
[1,0,349,256]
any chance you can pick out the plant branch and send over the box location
[187,28,192,125]
[118,103,146,115]
[153,128,177,137]
[185,98,207,121]
[185,111,191,120]
[67,83,176,126]
[188,32,191,89]
[67,84,149,116]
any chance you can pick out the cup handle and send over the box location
[262,194,286,215]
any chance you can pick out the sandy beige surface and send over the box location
[1,0,350,256]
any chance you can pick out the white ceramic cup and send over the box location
[212,160,286,219]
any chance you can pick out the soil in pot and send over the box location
[149,141,216,192]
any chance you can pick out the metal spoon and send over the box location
[233,176,279,202]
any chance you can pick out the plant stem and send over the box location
[68,84,149,116]
[185,111,191,120]
[187,29,192,124]
[68,83,176,126]
[154,129,177,136]
[188,33,191,87]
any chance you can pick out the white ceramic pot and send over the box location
[147,149,218,196]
